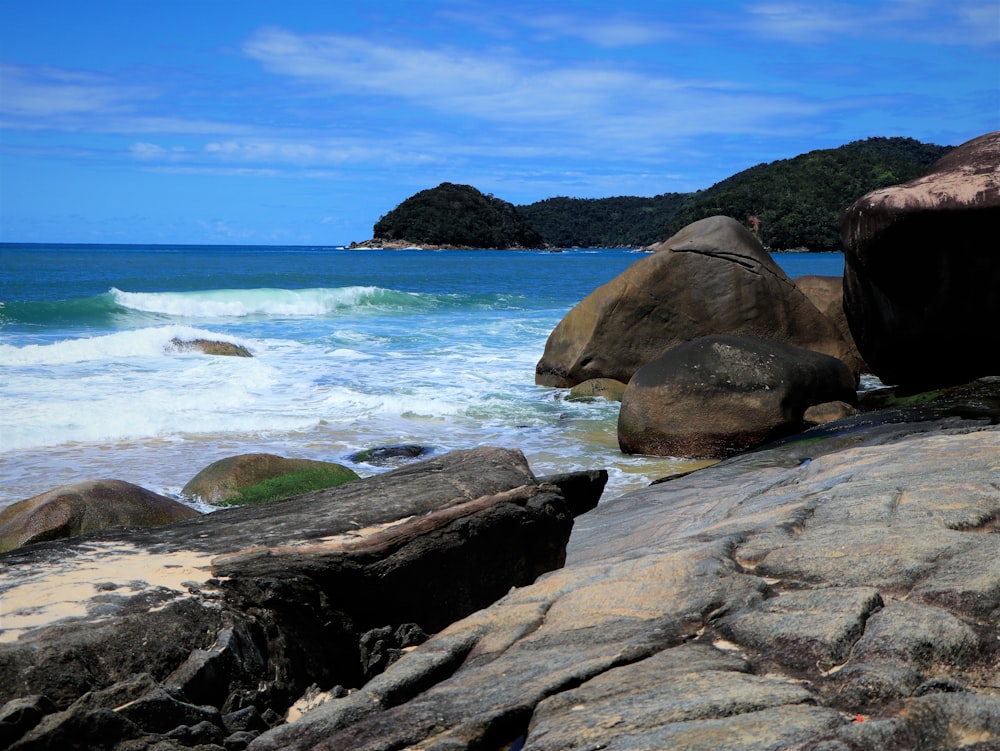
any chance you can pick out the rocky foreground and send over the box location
[1,381,998,750]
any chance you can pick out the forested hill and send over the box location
[373,182,544,248]
[517,137,952,251]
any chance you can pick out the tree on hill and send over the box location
[373,182,544,248]
[660,137,952,251]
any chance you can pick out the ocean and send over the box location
[0,244,846,510]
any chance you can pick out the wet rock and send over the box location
[170,337,252,357]
[535,215,861,387]
[0,479,200,553]
[841,130,1000,389]
[346,444,431,467]
[566,378,627,402]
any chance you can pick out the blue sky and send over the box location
[1,1,997,245]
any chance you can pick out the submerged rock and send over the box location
[169,337,253,357]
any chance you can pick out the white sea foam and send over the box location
[110,286,420,318]
[0,326,251,365]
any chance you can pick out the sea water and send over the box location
[0,244,846,509]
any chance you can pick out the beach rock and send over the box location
[0,480,200,553]
[170,337,253,357]
[181,453,359,504]
[794,274,870,373]
[0,448,595,738]
[841,130,1000,389]
[250,412,1000,751]
[566,377,627,402]
[617,334,858,458]
[347,444,431,467]
[803,400,859,425]
[535,216,861,387]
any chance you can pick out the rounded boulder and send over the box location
[0,480,200,553]
[536,216,861,387]
[617,334,858,458]
[181,453,359,504]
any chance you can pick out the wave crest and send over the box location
[110,286,430,318]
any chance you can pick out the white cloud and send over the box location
[0,64,150,119]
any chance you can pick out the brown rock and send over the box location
[794,274,870,373]
[169,337,252,357]
[535,216,861,387]
[566,378,627,402]
[803,400,859,425]
[841,130,1000,388]
[617,334,858,458]
[0,480,200,553]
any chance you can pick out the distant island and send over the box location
[355,137,952,251]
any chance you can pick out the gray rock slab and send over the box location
[252,422,1000,751]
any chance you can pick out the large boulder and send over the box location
[0,448,604,744]
[841,130,1000,389]
[181,453,359,504]
[0,480,200,553]
[617,334,858,458]
[535,216,861,387]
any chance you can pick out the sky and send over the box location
[1,1,998,246]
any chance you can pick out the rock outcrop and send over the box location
[248,388,1000,751]
[617,334,858,457]
[181,453,359,504]
[841,130,1000,389]
[0,480,200,553]
[0,448,605,750]
[535,216,861,387]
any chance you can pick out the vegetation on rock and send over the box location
[373,182,544,248]
[218,466,359,506]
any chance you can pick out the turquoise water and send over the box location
[0,244,845,507]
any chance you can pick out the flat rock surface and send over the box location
[253,416,1000,751]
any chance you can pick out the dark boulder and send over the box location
[0,480,200,553]
[617,334,858,458]
[535,216,861,387]
[841,130,1000,389]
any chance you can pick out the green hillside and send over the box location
[659,137,952,251]
[370,138,952,250]
[517,136,951,250]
